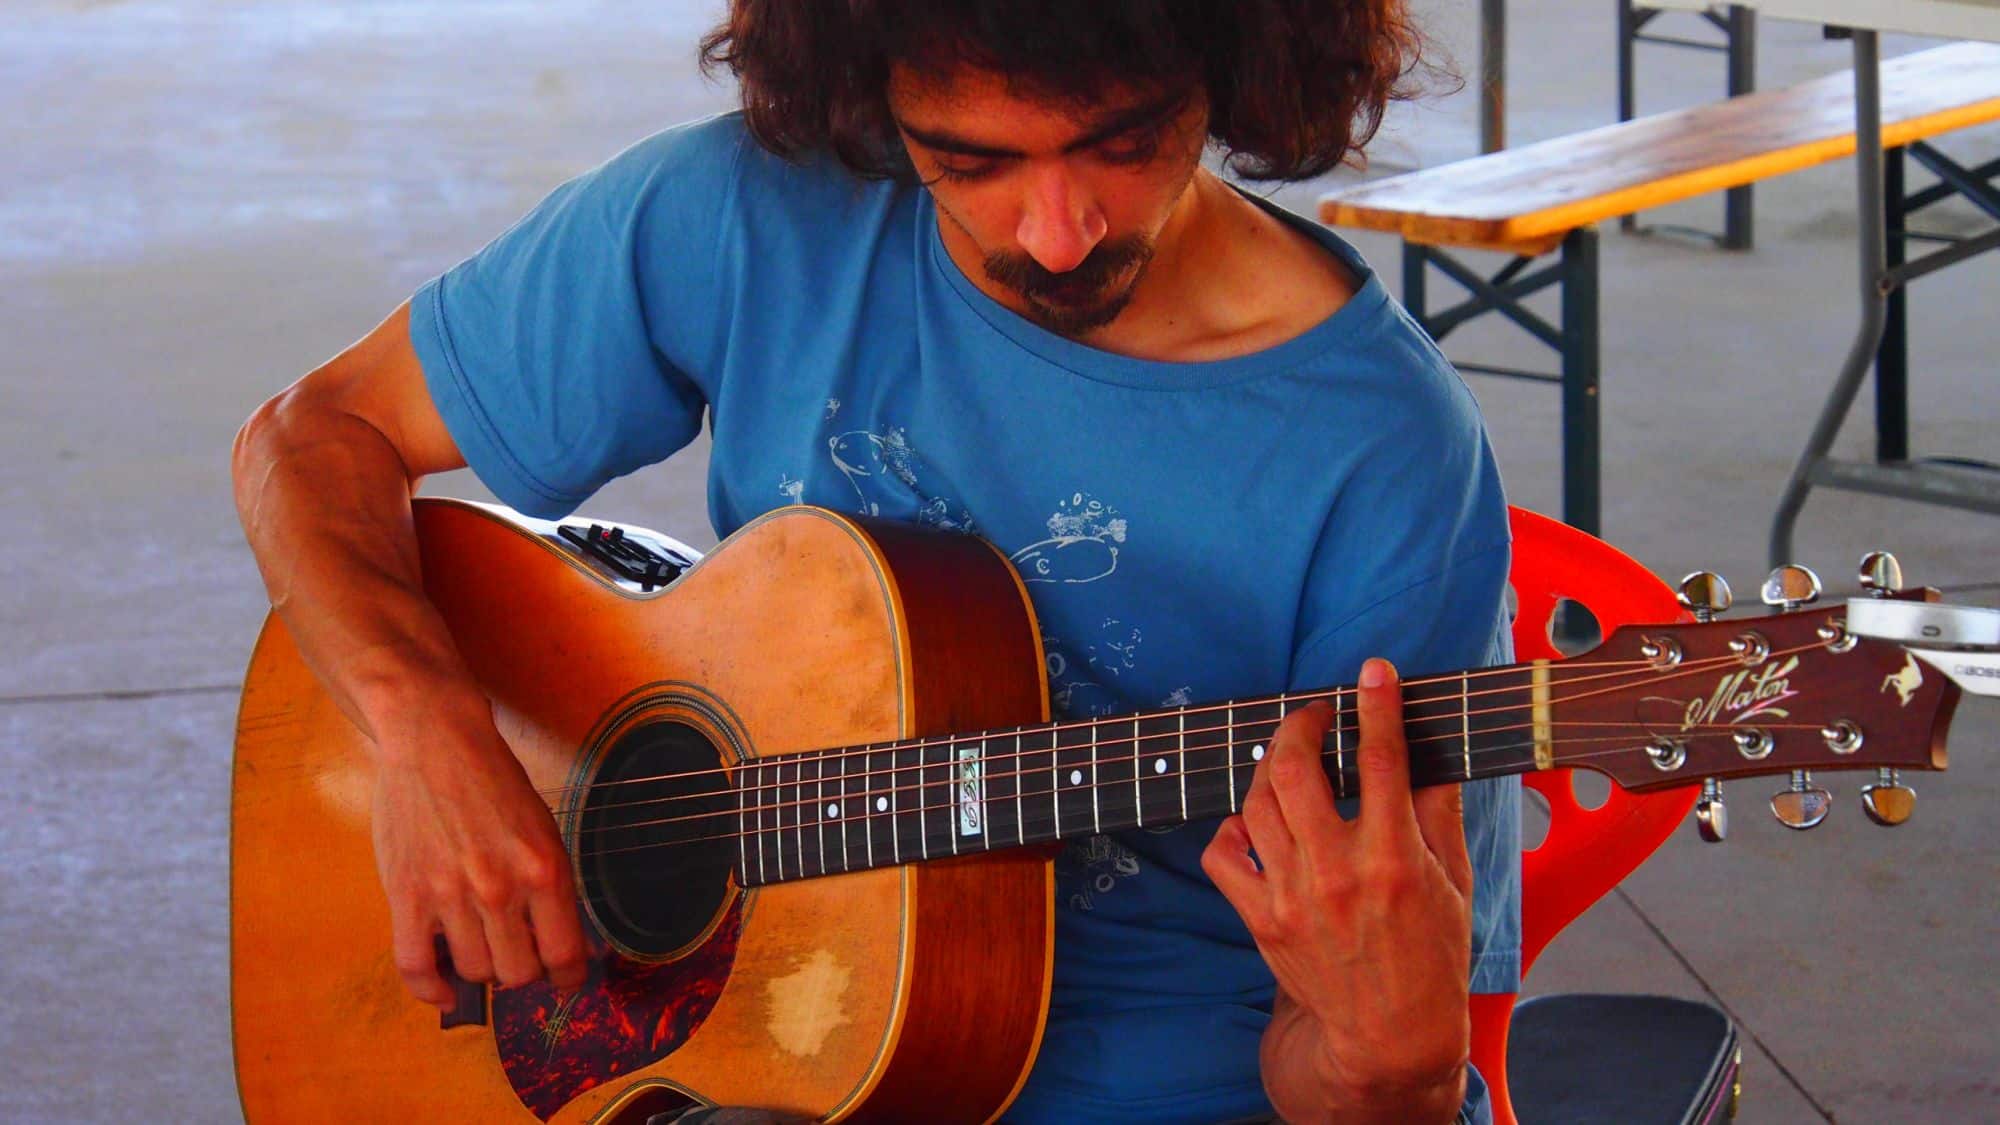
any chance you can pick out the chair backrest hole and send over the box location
[1547,598,1602,656]
[1568,769,1612,811]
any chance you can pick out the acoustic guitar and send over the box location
[231,499,1986,1123]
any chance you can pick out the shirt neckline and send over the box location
[923,186,1392,391]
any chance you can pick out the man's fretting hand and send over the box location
[370,703,590,1009]
[1201,658,1473,1125]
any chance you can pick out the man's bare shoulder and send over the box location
[1149,177,1360,363]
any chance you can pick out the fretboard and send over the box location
[734,665,1542,887]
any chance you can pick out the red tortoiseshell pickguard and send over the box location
[493,897,744,1120]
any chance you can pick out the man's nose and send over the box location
[1015,164,1107,274]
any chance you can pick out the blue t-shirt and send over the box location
[410,112,1518,1125]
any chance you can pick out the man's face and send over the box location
[887,64,1209,338]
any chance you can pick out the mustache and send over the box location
[982,235,1153,301]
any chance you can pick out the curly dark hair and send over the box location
[699,0,1435,182]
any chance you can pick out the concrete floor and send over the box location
[4,1,1996,1121]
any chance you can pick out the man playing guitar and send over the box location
[231,3,1517,1121]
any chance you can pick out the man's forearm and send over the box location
[232,384,486,756]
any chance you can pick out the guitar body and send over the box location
[232,501,1054,1123]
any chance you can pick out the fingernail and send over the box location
[1359,658,1392,687]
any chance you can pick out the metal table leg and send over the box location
[1481,0,1506,153]
[1769,30,1887,568]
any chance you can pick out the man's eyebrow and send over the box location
[895,88,1192,159]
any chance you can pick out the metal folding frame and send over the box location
[1770,33,2000,566]
[1618,1,1758,249]
[1402,230,1602,537]
[1877,141,2000,462]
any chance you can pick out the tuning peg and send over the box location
[1858,551,1904,597]
[1770,769,1832,830]
[1762,564,1823,611]
[1677,571,1733,623]
[1695,778,1728,842]
[1861,768,1916,826]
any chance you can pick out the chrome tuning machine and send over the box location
[1771,769,1832,829]
[1861,768,1916,827]
[1676,571,1733,623]
[1761,564,1823,612]
[1858,551,1904,597]
[1695,778,1728,843]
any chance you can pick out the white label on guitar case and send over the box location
[958,744,985,837]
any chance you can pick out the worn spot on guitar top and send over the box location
[765,950,851,1057]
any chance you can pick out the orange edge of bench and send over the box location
[1317,95,2000,256]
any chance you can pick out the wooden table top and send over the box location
[1645,0,2000,42]
[1317,42,2000,253]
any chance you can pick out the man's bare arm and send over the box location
[232,302,588,1006]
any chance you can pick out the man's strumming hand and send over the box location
[369,695,590,1010]
[1201,658,1473,1125]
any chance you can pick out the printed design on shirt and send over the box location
[826,425,977,532]
[1043,618,1143,719]
[1057,833,1143,913]
[778,474,806,504]
[1009,493,1126,585]
[824,398,841,420]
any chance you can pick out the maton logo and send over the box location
[1682,655,1800,731]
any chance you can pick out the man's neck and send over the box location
[937,169,1358,365]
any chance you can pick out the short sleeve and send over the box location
[408,115,750,518]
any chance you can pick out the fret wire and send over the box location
[890,740,902,863]
[837,746,850,873]
[948,737,961,857]
[861,743,873,870]
[814,751,827,876]
[1015,730,1025,847]
[917,739,930,860]
[1090,718,1101,835]
[1461,671,1471,781]
[1227,703,1238,813]
[1047,728,1059,841]
[769,760,781,881]
[736,758,748,882]
[794,758,805,877]
[1177,706,1188,823]
[1333,693,1346,801]
[1132,716,1143,828]
[773,759,787,881]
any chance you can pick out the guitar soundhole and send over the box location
[577,720,736,959]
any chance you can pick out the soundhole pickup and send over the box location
[558,523,690,591]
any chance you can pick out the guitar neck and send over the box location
[734,665,1542,887]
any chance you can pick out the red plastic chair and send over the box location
[1471,508,1737,1124]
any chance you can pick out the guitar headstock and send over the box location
[1546,556,1981,836]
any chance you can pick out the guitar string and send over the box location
[574,718,1834,849]
[570,723,1814,879]
[564,639,1839,864]
[537,635,1820,806]
[563,640,1826,829]
[529,648,1687,802]
[550,639,1824,818]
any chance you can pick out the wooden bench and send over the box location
[1317,41,2000,536]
